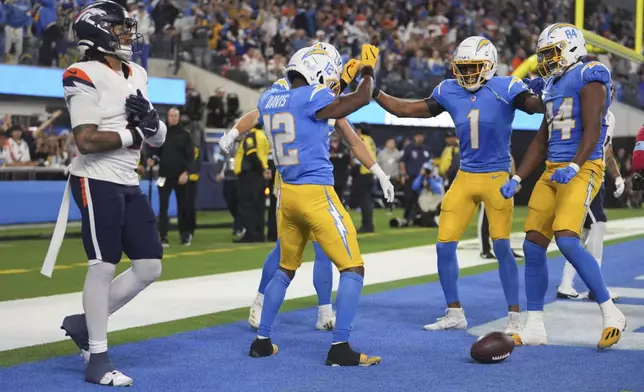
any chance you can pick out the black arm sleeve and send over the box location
[513,91,538,114]
[423,97,446,117]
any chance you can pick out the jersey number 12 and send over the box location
[263,113,299,166]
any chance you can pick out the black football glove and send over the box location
[125,89,160,139]
[632,171,644,191]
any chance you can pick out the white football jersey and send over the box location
[64,60,151,185]
[603,109,615,163]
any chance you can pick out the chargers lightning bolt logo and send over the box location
[325,190,351,257]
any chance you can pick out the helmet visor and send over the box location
[452,60,488,90]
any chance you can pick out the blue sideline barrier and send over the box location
[0,163,229,225]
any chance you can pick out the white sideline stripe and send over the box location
[0,217,643,352]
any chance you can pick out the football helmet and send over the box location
[73,0,141,61]
[286,44,342,96]
[451,36,498,92]
[536,24,587,78]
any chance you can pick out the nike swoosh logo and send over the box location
[492,175,501,179]
[68,69,77,75]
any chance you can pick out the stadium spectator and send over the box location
[4,0,31,64]
[5,125,32,166]
[329,131,351,204]
[400,131,431,221]
[377,138,402,184]
[130,1,155,69]
[35,0,59,67]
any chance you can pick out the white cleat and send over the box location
[512,312,547,346]
[423,308,467,331]
[505,312,521,336]
[316,309,336,331]
[96,370,133,387]
[248,294,263,330]
[597,306,627,349]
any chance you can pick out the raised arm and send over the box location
[335,118,376,169]
[374,91,443,118]
[315,71,374,120]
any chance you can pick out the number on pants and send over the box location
[263,112,299,166]
[468,109,480,149]
[546,98,575,140]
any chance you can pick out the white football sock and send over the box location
[108,259,162,315]
[83,262,116,354]
[587,222,606,267]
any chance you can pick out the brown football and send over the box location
[470,331,515,364]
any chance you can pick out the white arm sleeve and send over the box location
[146,120,167,147]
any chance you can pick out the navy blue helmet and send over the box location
[73,0,141,61]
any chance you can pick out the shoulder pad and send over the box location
[270,78,290,91]
[63,64,96,89]
[308,85,335,101]
[580,61,611,85]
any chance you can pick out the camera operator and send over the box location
[149,108,195,247]
[391,160,444,228]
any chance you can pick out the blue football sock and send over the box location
[436,241,460,305]
[257,269,291,338]
[523,240,548,311]
[556,236,610,303]
[333,272,363,343]
[312,242,333,306]
[258,241,281,295]
[493,239,520,307]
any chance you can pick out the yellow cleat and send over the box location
[597,327,622,349]
[358,354,381,367]
[512,334,524,346]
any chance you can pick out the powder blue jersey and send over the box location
[432,76,529,173]
[542,61,612,163]
[257,84,336,186]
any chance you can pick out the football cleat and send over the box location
[597,308,627,349]
[315,308,336,331]
[85,352,133,387]
[556,286,580,299]
[512,319,547,346]
[423,308,467,331]
[326,342,380,367]
[504,312,521,336]
[249,337,279,358]
[248,296,263,330]
[61,314,90,363]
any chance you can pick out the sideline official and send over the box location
[149,108,195,247]
[184,145,201,245]
[234,123,271,243]
[355,125,377,233]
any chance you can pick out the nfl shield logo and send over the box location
[471,95,476,102]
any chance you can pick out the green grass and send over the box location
[0,207,642,302]
[0,206,643,368]
[2,233,643,368]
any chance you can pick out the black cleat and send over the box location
[512,250,524,258]
[326,342,381,367]
[249,338,279,358]
[61,314,90,352]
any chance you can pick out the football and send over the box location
[470,331,515,364]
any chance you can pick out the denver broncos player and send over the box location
[374,36,543,334]
[50,0,166,387]
[246,43,382,366]
[500,24,626,348]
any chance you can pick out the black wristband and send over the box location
[361,66,374,77]
[129,127,143,145]
[372,88,381,100]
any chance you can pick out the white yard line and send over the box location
[1,217,643,352]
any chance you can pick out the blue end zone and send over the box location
[2,241,644,391]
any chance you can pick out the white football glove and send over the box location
[370,164,395,203]
[218,128,239,154]
[614,176,625,198]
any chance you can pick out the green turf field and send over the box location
[0,207,642,302]
[0,206,642,367]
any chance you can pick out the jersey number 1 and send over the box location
[262,113,299,166]
[546,98,575,140]
[468,109,480,149]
